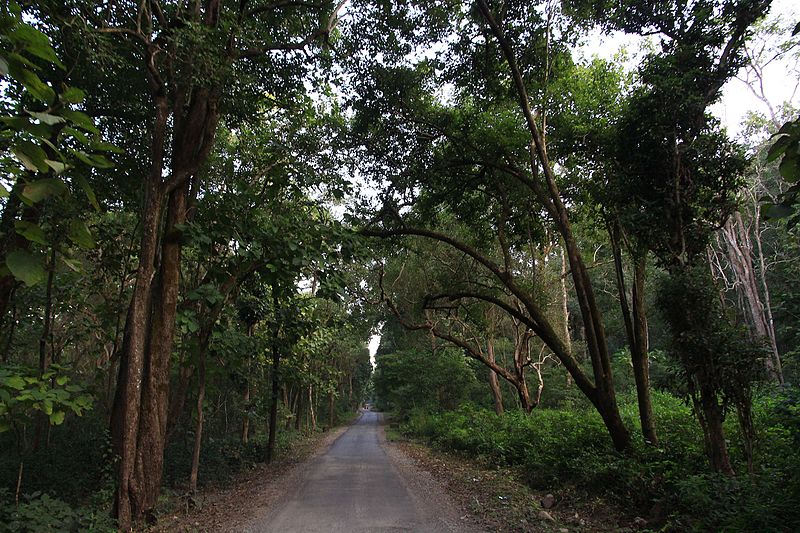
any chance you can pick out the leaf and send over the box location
[22,178,68,203]
[68,219,95,249]
[6,249,45,287]
[56,376,68,386]
[12,141,48,172]
[60,87,85,104]
[49,411,65,425]
[12,66,55,103]
[60,110,99,134]
[0,185,8,198]
[60,256,83,273]
[766,135,790,162]
[10,24,63,68]
[0,56,8,76]
[44,159,66,174]
[27,110,65,126]
[14,221,48,245]
[5,375,26,390]
[778,153,800,183]
[75,175,100,211]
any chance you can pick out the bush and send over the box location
[402,387,800,531]
[0,490,115,533]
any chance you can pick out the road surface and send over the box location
[244,410,465,532]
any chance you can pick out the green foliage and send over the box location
[0,489,114,532]
[764,114,800,227]
[373,348,481,416]
[0,364,93,434]
[404,388,800,530]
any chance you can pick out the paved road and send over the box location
[248,411,456,532]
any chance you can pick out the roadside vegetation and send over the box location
[2,0,800,531]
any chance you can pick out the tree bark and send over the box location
[486,338,504,415]
[266,289,281,464]
[189,333,208,492]
[610,226,658,444]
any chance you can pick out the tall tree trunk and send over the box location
[266,289,281,464]
[308,385,317,432]
[560,247,573,387]
[610,226,657,444]
[719,213,783,382]
[486,338,504,415]
[110,95,169,529]
[33,247,56,451]
[693,378,735,476]
[133,182,188,516]
[328,390,335,428]
[241,378,250,444]
[294,389,303,431]
[189,332,208,492]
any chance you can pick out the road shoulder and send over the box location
[152,422,353,532]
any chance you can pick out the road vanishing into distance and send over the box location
[245,410,466,532]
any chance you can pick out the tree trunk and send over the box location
[308,385,317,432]
[328,390,335,428]
[694,380,735,476]
[266,289,281,463]
[486,338,504,415]
[33,247,56,451]
[630,256,657,444]
[610,227,658,445]
[241,378,250,444]
[189,335,208,492]
[720,213,783,382]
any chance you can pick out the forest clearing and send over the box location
[1,0,800,531]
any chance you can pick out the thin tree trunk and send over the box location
[486,338,504,415]
[33,247,56,451]
[189,335,208,492]
[560,247,573,387]
[308,385,317,432]
[266,289,281,463]
[241,378,250,444]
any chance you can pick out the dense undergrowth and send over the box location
[0,410,345,532]
[401,387,800,531]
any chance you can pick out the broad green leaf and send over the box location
[60,256,83,273]
[0,421,10,433]
[68,219,95,249]
[27,110,65,126]
[0,185,9,198]
[56,376,68,386]
[14,221,48,245]
[0,56,8,76]
[778,153,800,183]
[60,87,85,104]
[5,375,26,390]
[10,24,63,68]
[60,110,99,134]
[49,411,65,425]
[44,159,66,174]
[63,127,90,146]
[12,66,55,103]
[22,178,68,203]
[75,175,100,211]
[12,141,48,172]
[766,135,790,162]
[6,249,46,287]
